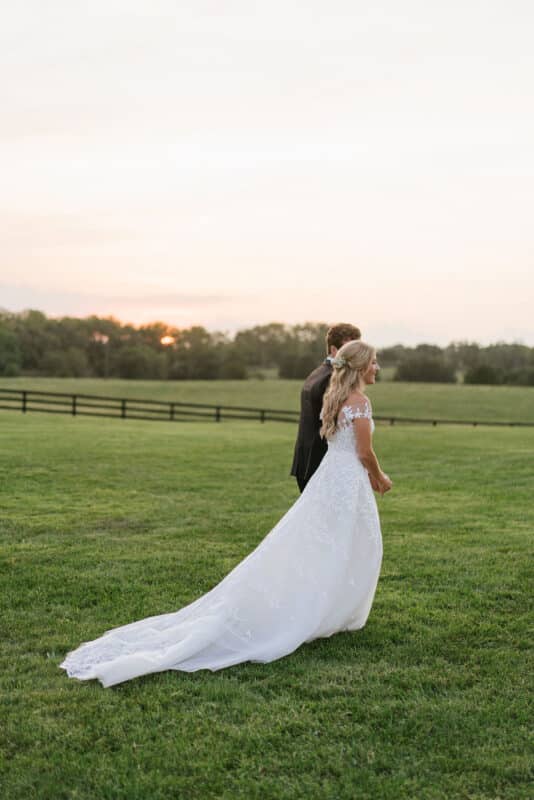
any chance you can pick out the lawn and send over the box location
[0,410,532,799]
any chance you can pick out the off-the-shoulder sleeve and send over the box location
[340,399,372,425]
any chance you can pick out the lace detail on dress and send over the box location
[339,399,372,427]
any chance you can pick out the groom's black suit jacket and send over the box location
[290,359,332,492]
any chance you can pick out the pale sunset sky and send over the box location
[1,1,533,345]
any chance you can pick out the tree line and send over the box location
[0,309,533,385]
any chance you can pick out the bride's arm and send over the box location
[353,418,392,495]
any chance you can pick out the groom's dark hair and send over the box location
[326,323,362,352]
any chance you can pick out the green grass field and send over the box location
[1,387,533,799]
[1,376,534,423]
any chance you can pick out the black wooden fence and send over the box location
[0,388,299,424]
[0,388,532,428]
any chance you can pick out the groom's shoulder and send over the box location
[303,361,332,390]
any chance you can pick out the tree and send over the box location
[291,322,329,362]
[278,353,318,379]
[394,356,456,383]
[377,344,409,367]
[502,367,534,386]
[445,341,481,372]
[219,356,248,379]
[138,322,179,350]
[12,309,58,372]
[413,343,443,358]
[233,323,291,368]
[41,347,90,377]
[117,345,166,379]
[463,365,503,385]
[0,325,22,376]
[169,327,221,379]
[484,343,530,371]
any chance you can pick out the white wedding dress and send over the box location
[61,399,383,687]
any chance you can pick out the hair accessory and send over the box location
[331,355,347,369]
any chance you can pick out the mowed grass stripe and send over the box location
[0,413,532,800]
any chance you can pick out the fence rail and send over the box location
[0,388,532,428]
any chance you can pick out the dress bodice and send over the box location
[327,399,374,458]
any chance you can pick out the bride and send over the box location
[61,340,393,687]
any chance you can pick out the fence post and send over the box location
[22,391,27,413]
[72,395,77,416]
[170,403,175,421]
[260,410,266,423]
[215,406,221,422]
[121,399,127,419]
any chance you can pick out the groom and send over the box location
[290,322,362,492]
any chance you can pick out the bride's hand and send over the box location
[377,473,393,495]
[369,474,380,492]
